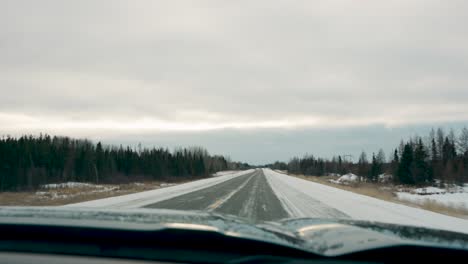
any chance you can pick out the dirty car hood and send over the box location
[1,207,468,256]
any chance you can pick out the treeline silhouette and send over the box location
[0,134,236,191]
[269,127,468,185]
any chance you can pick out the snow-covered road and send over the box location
[65,170,254,209]
[264,169,468,234]
[67,168,468,234]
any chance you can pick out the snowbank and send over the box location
[329,173,361,185]
[378,173,393,183]
[338,173,359,182]
[275,170,288,174]
[212,170,239,177]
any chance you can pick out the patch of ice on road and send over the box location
[65,169,254,209]
[263,169,468,234]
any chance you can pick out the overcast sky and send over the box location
[1,1,468,164]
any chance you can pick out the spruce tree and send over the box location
[412,139,430,184]
[398,144,414,184]
[370,153,379,182]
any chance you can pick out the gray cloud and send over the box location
[1,1,468,158]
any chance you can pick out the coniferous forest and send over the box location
[0,134,236,191]
[269,127,468,185]
[2,127,468,191]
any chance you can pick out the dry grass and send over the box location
[294,174,397,200]
[286,173,468,219]
[0,181,170,206]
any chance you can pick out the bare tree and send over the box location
[459,127,468,155]
[436,127,445,157]
[357,151,369,180]
[449,128,457,145]
[377,149,386,164]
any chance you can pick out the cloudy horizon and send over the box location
[1,0,468,164]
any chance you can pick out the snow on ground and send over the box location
[405,185,468,195]
[36,182,119,200]
[263,168,468,234]
[274,170,288,174]
[65,169,254,209]
[41,182,100,189]
[337,173,359,182]
[396,192,468,210]
[412,187,447,195]
[396,185,468,211]
[159,183,177,187]
[329,173,362,185]
[212,170,240,177]
[36,186,119,200]
[378,173,393,183]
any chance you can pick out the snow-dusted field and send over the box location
[396,186,468,211]
[264,169,468,234]
[35,184,119,201]
[41,182,100,189]
[65,170,254,209]
[313,171,468,213]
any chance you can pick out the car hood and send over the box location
[0,207,468,256]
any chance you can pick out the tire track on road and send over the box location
[144,170,257,211]
[214,170,289,222]
[145,169,290,222]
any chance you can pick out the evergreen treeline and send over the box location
[391,127,468,185]
[0,134,233,191]
[269,127,468,185]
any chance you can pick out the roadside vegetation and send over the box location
[269,127,468,219]
[269,127,468,187]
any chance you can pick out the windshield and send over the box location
[1,0,468,246]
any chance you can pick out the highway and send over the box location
[67,169,468,234]
[145,169,289,221]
